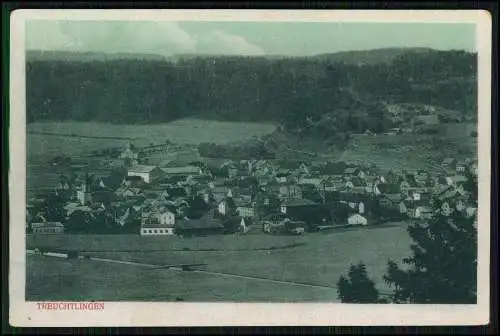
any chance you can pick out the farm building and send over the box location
[31,222,65,234]
[128,165,165,184]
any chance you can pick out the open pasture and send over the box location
[27,118,276,160]
[27,224,412,301]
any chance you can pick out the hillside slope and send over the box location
[26,48,477,132]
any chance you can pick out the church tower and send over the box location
[77,172,93,205]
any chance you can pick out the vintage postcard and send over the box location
[9,9,491,327]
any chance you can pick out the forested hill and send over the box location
[26,48,477,129]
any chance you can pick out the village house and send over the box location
[140,210,176,236]
[218,197,235,216]
[277,161,310,175]
[446,175,468,188]
[338,191,367,214]
[262,216,305,235]
[31,222,65,234]
[413,114,439,126]
[401,199,433,219]
[298,175,322,187]
[236,204,255,218]
[278,184,303,200]
[343,167,366,179]
[128,165,165,184]
[207,185,231,203]
[379,193,402,212]
[469,160,478,176]
[161,165,202,176]
[280,198,319,215]
[262,212,288,228]
[399,200,411,216]
[455,160,467,173]
[364,176,384,195]
[221,215,251,234]
[345,177,367,193]
[347,213,368,226]
[175,212,225,237]
[441,158,456,169]
[275,168,291,184]
[319,177,337,192]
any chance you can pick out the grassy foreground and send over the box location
[27,224,412,302]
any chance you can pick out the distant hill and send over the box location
[26,48,477,136]
[27,47,439,65]
[309,47,436,65]
[26,50,168,62]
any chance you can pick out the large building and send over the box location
[31,222,65,234]
[127,165,165,184]
[140,211,176,236]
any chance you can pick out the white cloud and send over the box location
[199,31,265,56]
[25,20,265,57]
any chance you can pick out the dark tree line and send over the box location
[27,50,477,133]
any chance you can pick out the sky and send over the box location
[25,20,476,57]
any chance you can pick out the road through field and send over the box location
[30,251,339,291]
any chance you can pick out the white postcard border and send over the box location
[9,9,492,327]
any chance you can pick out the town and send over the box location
[27,139,478,238]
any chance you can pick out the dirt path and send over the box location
[28,250,339,291]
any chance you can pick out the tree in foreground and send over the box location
[337,172,478,304]
[337,262,382,303]
[383,192,477,303]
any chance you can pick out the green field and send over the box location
[28,118,277,161]
[27,224,412,302]
[340,122,477,172]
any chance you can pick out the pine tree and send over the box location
[383,172,478,304]
[337,172,478,304]
[337,262,382,303]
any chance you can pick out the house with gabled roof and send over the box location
[379,193,402,210]
[446,175,468,187]
[140,210,176,236]
[337,191,367,214]
[298,175,322,187]
[175,214,225,237]
[32,222,65,234]
[345,177,367,193]
[128,165,165,184]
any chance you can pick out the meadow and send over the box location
[26,118,276,194]
[26,223,412,302]
[341,122,477,172]
[27,118,277,161]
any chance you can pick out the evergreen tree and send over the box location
[337,262,382,303]
[337,173,478,304]
[383,174,478,304]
